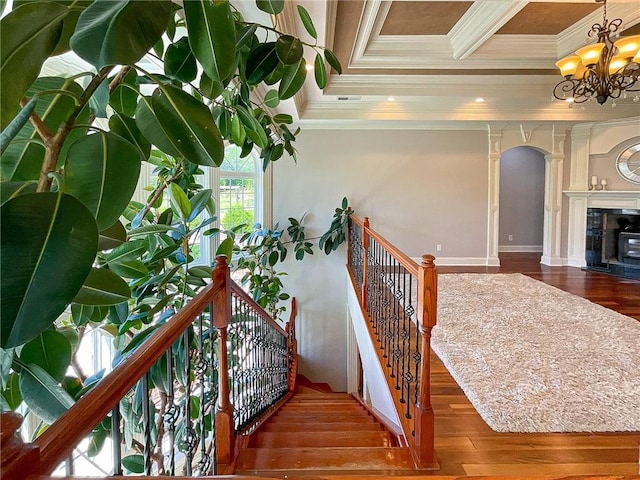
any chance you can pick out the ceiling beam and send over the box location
[449,0,530,59]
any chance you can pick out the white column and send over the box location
[567,195,588,267]
[486,125,502,267]
[540,127,565,266]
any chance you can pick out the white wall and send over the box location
[273,129,488,390]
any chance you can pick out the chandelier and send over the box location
[553,0,640,104]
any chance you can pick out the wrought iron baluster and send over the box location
[111,405,122,476]
[183,329,193,476]
[142,373,151,475]
[165,349,176,476]
[197,312,211,475]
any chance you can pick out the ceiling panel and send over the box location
[496,3,601,35]
[380,1,473,35]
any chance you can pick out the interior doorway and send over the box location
[498,147,545,255]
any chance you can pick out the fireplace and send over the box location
[585,208,640,279]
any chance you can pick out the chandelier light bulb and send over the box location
[552,0,640,105]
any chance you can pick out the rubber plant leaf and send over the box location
[1,192,98,348]
[73,268,132,306]
[276,35,303,65]
[19,331,71,382]
[0,95,37,156]
[109,69,139,117]
[151,85,224,167]
[18,362,75,424]
[135,96,182,158]
[98,220,127,251]
[278,58,307,100]
[109,112,151,161]
[297,5,317,40]
[183,0,236,85]
[245,42,278,85]
[256,0,284,15]
[1,77,88,182]
[164,36,197,83]
[64,131,142,230]
[0,182,37,205]
[70,0,173,69]
[314,53,327,89]
[0,3,67,129]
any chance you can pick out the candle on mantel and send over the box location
[590,175,598,189]
[601,178,607,190]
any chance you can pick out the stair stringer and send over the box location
[346,271,403,433]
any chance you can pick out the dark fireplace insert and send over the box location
[585,208,640,279]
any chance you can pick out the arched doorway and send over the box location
[498,147,545,256]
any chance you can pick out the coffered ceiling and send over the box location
[281,0,640,129]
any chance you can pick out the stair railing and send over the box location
[1,255,297,479]
[347,213,437,468]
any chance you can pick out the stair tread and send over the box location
[272,414,375,423]
[252,431,393,448]
[263,422,384,432]
[235,447,415,471]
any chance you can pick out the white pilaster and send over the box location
[487,125,502,266]
[569,123,593,191]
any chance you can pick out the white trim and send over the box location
[499,245,543,252]
[412,256,499,267]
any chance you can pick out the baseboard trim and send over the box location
[499,245,543,253]
[413,256,497,266]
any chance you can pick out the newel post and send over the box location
[212,255,235,466]
[362,217,370,309]
[286,298,298,392]
[1,413,41,480]
[414,254,437,467]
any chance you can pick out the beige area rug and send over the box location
[433,273,640,433]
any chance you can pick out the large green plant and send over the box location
[0,0,342,432]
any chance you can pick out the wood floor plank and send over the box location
[462,462,639,475]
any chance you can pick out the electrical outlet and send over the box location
[436,244,442,252]
[508,234,513,242]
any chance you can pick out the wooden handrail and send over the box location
[229,282,287,337]
[35,280,224,475]
[2,255,296,479]
[346,214,437,468]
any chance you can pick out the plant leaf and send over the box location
[314,52,327,89]
[70,0,173,69]
[0,181,38,205]
[135,96,182,158]
[296,5,317,40]
[122,454,144,474]
[324,48,342,74]
[152,85,224,167]
[65,131,142,230]
[109,112,151,161]
[184,0,236,84]
[256,0,284,15]
[98,220,127,251]
[188,189,212,222]
[164,37,197,83]
[109,69,139,117]
[20,331,71,382]
[1,192,97,348]
[278,58,307,100]
[19,362,74,424]
[276,35,303,65]
[0,95,38,156]
[73,268,131,306]
[2,373,21,410]
[0,3,67,129]
[216,237,234,260]
[169,182,192,221]
[88,77,109,118]
[245,42,278,85]
[105,239,148,264]
[264,89,280,108]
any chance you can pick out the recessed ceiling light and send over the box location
[387,96,396,102]
[305,63,313,71]
[475,97,485,103]
[565,97,575,103]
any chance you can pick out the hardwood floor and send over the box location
[429,253,640,475]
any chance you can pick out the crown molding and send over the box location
[448,0,530,60]
[351,0,388,66]
[557,3,640,57]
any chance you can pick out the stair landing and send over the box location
[235,392,415,476]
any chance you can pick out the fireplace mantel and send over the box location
[565,190,640,267]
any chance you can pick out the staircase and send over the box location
[235,384,416,476]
